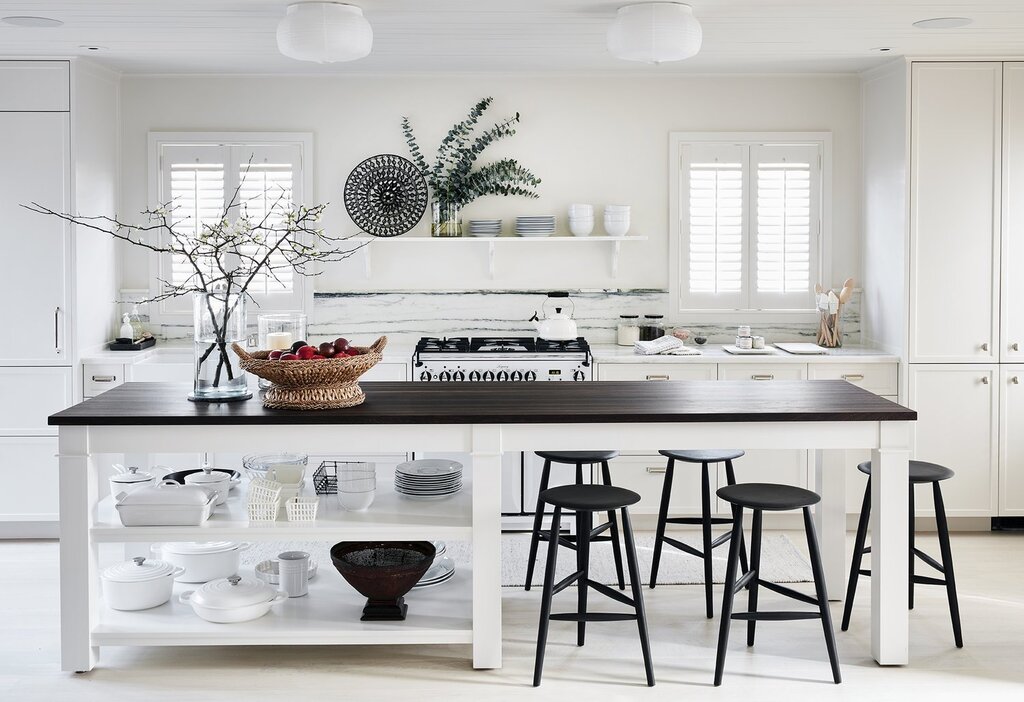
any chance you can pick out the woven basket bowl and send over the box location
[231,337,387,410]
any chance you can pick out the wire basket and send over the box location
[313,461,376,495]
[247,500,281,522]
[286,496,320,522]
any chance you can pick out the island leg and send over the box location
[813,449,847,599]
[59,426,99,672]
[870,421,911,665]
[471,425,503,669]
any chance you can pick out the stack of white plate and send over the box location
[414,540,456,588]
[394,459,463,500]
[516,215,556,237]
[469,219,502,237]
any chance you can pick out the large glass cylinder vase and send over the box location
[190,291,252,402]
[430,201,462,237]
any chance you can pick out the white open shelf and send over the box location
[92,475,473,542]
[92,564,473,647]
[348,235,648,278]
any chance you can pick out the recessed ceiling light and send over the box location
[913,17,973,29]
[1,15,64,28]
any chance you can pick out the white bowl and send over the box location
[568,204,593,215]
[569,219,595,236]
[606,204,631,212]
[338,488,375,511]
[604,220,631,236]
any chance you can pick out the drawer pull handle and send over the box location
[1012,376,1020,385]
[91,375,117,383]
[841,374,865,381]
[981,342,990,352]
[646,466,667,474]
[1013,343,1020,352]
[645,374,670,381]
[981,376,990,384]
[751,374,774,381]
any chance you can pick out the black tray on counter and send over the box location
[108,337,156,351]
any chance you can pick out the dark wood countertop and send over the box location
[48,380,916,426]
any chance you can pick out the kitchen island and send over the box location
[50,380,916,673]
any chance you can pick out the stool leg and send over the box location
[576,509,592,647]
[524,459,553,592]
[933,483,964,648]
[746,509,763,646]
[841,478,871,631]
[533,505,562,686]
[650,458,675,589]
[909,484,916,611]
[714,505,744,687]
[621,506,655,687]
[803,507,842,684]
[701,462,715,618]
[601,461,626,591]
[724,459,749,574]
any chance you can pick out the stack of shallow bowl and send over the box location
[515,215,556,237]
[469,219,501,237]
[393,459,463,500]
[567,204,594,236]
[413,540,456,589]
[337,463,376,512]
[604,204,631,236]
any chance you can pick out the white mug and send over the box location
[277,551,310,597]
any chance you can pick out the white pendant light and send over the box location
[276,2,373,64]
[607,3,703,64]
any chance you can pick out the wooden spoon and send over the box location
[839,277,854,304]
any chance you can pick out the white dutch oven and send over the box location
[180,575,286,623]
[108,465,156,500]
[184,465,232,506]
[152,541,251,583]
[101,556,184,611]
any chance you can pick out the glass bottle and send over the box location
[640,315,666,341]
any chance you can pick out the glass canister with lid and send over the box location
[639,315,666,341]
[617,315,641,346]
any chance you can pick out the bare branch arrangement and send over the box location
[25,175,362,391]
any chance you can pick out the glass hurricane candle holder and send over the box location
[257,313,308,389]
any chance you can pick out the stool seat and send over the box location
[535,450,619,464]
[541,484,641,511]
[659,449,745,463]
[717,483,821,511]
[857,460,954,483]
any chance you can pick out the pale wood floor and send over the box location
[2,531,1023,701]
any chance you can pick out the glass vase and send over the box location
[190,291,252,402]
[431,201,463,237]
[256,312,307,390]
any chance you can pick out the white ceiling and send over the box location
[2,0,1024,74]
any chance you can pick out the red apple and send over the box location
[318,342,336,357]
[333,337,349,351]
[297,345,316,360]
[289,340,308,354]
[280,353,299,361]
[268,350,283,360]
[311,354,325,360]
[346,349,361,356]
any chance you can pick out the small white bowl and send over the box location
[604,220,631,236]
[569,219,595,236]
[605,204,631,212]
[338,488,375,512]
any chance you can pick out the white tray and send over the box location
[721,345,776,355]
[774,342,828,355]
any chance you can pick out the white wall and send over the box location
[118,73,862,295]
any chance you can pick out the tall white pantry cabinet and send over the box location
[863,59,1024,518]
[0,60,119,536]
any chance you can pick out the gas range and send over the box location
[412,336,592,382]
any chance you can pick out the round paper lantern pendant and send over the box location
[607,2,703,64]
[277,2,373,64]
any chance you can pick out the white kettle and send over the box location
[530,292,579,341]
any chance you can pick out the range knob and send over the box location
[497,370,510,382]
[525,370,537,381]
[511,370,524,381]
[419,371,432,381]
[572,369,586,381]
[483,370,496,381]
[439,370,452,381]
[469,370,482,381]
[453,370,466,381]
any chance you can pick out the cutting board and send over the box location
[774,342,828,355]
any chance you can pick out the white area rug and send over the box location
[240,532,812,586]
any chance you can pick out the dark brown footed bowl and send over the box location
[330,541,436,601]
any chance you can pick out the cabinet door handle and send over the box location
[751,374,774,381]
[841,373,865,381]
[54,306,61,354]
[646,466,667,474]
[645,374,670,381]
[1012,343,1020,352]
[981,342,990,351]
[91,375,117,383]
[981,376,990,384]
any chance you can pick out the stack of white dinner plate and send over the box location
[515,215,556,237]
[413,540,456,588]
[393,459,463,500]
[469,219,502,237]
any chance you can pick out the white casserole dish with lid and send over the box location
[184,464,232,506]
[114,480,216,527]
[180,575,286,623]
[152,540,251,583]
[108,465,156,500]
[100,556,184,611]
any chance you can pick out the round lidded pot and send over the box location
[108,466,156,500]
[180,575,286,624]
[101,556,184,611]
[184,464,231,505]
[153,541,251,583]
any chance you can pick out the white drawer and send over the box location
[808,362,897,395]
[362,362,408,382]
[718,363,807,381]
[83,363,125,397]
[598,363,718,382]
[0,366,72,432]
[606,454,707,515]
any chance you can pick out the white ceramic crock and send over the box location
[100,556,184,611]
[152,541,251,583]
[108,466,156,500]
[180,575,286,623]
[184,465,232,506]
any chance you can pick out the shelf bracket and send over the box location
[611,240,622,278]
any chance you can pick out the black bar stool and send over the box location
[841,460,963,648]
[650,449,748,618]
[533,483,654,687]
[714,482,841,687]
[525,450,625,592]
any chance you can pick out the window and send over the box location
[669,133,830,318]
[148,132,313,318]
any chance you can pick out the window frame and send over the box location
[146,131,315,323]
[668,131,832,324]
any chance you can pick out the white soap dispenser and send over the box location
[119,314,134,342]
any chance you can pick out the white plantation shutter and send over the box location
[162,145,226,289]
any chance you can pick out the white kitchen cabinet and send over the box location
[1001,63,1024,362]
[909,62,1002,363]
[597,363,717,381]
[999,366,1024,515]
[908,365,999,516]
[83,363,126,398]
[0,367,73,434]
[606,453,707,516]
[0,60,69,111]
[807,362,898,395]
[0,111,70,362]
[0,437,59,524]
